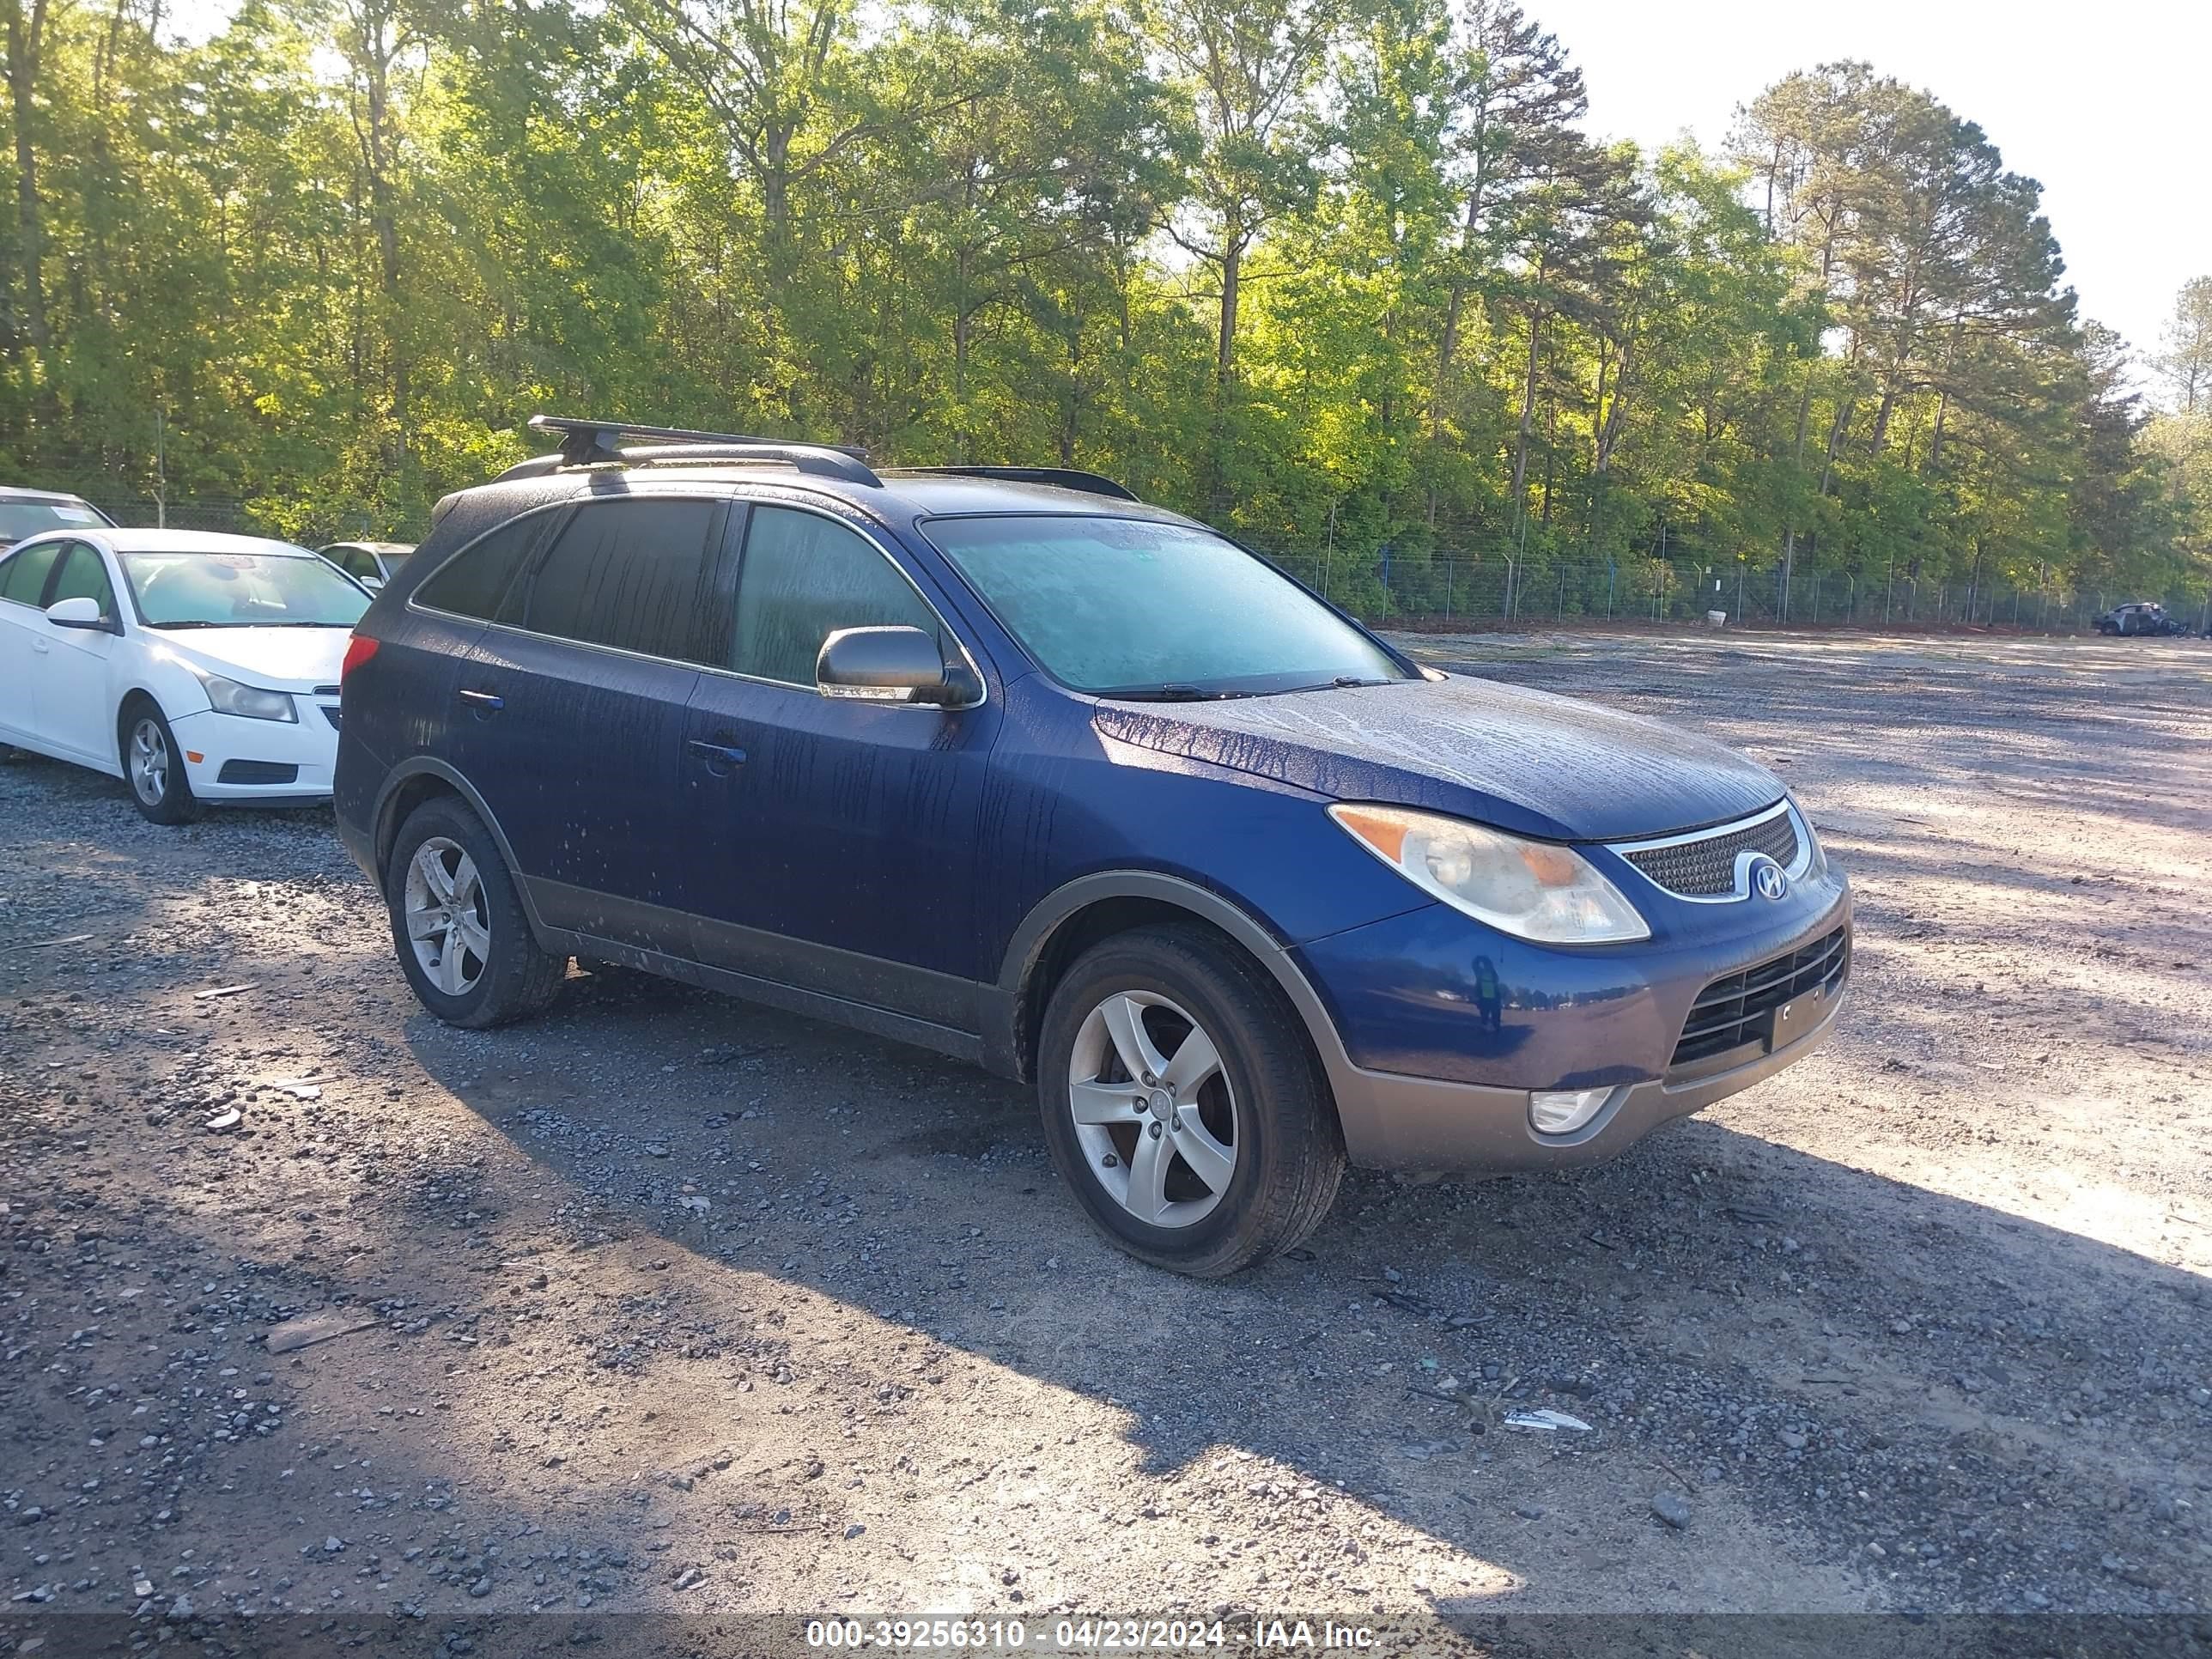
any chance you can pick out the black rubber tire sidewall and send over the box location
[1036,924,1343,1277]
[385,798,565,1029]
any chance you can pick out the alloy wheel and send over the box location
[129,719,169,806]
[403,836,491,996]
[1066,990,1238,1227]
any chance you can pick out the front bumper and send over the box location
[1322,976,1844,1172]
[1295,881,1852,1173]
[169,701,341,805]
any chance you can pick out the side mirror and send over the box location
[816,625,981,707]
[46,595,113,632]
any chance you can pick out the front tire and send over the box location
[121,702,201,825]
[386,797,567,1028]
[1036,924,1345,1277]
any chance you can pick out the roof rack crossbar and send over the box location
[905,465,1139,502]
[510,414,882,488]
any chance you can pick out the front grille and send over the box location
[216,760,300,786]
[1671,926,1848,1070]
[321,706,343,730]
[1621,807,1799,898]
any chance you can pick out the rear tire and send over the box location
[1036,923,1345,1277]
[120,701,201,825]
[386,796,567,1028]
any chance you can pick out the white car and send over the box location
[0,529,371,823]
[318,539,415,591]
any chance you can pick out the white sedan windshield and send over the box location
[121,551,370,629]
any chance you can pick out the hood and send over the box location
[155,627,353,690]
[1092,674,1783,842]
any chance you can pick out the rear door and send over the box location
[678,501,1000,1028]
[456,492,731,951]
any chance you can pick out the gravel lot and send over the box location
[2,629,2207,1646]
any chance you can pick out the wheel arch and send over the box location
[113,688,167,772]
[994,872,1352,1103]
[371,759,554,939]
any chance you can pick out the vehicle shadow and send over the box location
[387,969,2209,1618]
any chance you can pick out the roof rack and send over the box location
[902,465,1139,502]
[499,414,883,489]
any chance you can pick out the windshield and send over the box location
[120,550,372,629]
[0,500,109,543]
[922,515,1408,696]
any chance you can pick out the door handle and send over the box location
[30,638,49,654]
[458,688,503,713]
[686,737,747,775]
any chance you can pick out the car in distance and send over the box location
[2092,601,2190,638]
[0,529,371,822]
[319,540,415,592]
[0,485,115,549]
[335,416,1850,1277]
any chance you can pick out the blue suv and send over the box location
[335,417,1850,1276]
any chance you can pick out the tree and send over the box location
[2156,276,2212,415]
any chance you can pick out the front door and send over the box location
[453,493,729,952]
[36,543,125,766]
[679,502,999,1032]
[0,538,66,747]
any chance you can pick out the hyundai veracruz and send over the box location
[334,417,1850,1276]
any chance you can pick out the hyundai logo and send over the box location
[1750,857,1788,902]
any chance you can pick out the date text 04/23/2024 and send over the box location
[805,1620,1380,1650]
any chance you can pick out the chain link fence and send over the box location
[1261,553,2210,635]
[60,490,2203,635]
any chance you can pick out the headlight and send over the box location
[198,672,296,723]
[1330,803,1650,944]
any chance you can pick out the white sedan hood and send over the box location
[155,627,353,690]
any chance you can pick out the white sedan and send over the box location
[0,529,371,823]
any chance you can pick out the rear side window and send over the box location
[47,544,116,618]
[522,498,721,663]
[729,506,938,686]
[414,513,555,620]
[0,540,62,605]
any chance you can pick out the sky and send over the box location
[1553,0,2211,401]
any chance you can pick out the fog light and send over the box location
[1529,1088,1609,1135]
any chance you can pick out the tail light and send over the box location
[342,635,380,684]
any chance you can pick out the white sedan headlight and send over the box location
[1330,803,1650,944]
[198,672,297,723]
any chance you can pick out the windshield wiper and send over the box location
[1279,675,1397,694]
[144,620,227,629]
[1108,683,1240,702]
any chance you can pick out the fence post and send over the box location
[1443,559,1452,623]
[1607,562,1616,618]
[1557,565,1566,621]
[1503,558,1516,622]
[1735,566,1744,623]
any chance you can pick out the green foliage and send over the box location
[0,0,2196,601]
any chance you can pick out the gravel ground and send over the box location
[1,629,2207,1648]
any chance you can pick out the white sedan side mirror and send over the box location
[46,596,112,632]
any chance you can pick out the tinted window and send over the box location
[520,498,721,662]
[730,507,938,686]
[0,540,62,605]
[416,513,555,620]
[337,549,380,580]
[923,514,1407,696]
[48,544,116,618]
